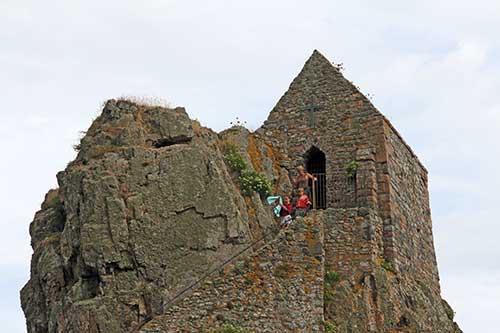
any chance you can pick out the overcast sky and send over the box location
[1,1,499,332]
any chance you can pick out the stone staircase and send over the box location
[140,212,325,333]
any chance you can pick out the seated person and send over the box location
[295,187,311,217]
[278,195,294,228]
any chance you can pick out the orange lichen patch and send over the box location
[105,126,124,137]
[134,109,145,127]
[352,99,364,107]
[264,142,282,171]
[244,270,262,288]
[243,196,268,241]
[304,273,318,283]
[244,197,256,218]
[305,226,320,249]
[274,262,300,279]
[191,120,203,136]
[289,248,302,258]
[247,135,263,172]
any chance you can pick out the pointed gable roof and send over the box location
[260,49,377,130]
[259,49,426,173]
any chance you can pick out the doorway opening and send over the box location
[305,146,327,209]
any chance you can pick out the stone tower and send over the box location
[21,51,460,332]
[259,49,435,277]
[257,50,459,332]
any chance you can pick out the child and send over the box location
[278,195,294,228]
[295,187,311,217]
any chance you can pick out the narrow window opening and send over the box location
[305,146,327,209]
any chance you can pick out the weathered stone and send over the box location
[21,100,277,332]
[21,51,460,333]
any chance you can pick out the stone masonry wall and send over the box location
[382,120,440,290]
[258,50,385,209]
[140,214,325,333]
[323,208,460,333]
[257,50,442,286]
[323,208,384,284]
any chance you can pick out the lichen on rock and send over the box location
[21,50,461,333]
[21,99,279,332]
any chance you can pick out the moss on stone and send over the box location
[325,320,337,333]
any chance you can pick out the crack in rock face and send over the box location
[21,50,461,333]
[21,99,282,332]
[151,135,192,148]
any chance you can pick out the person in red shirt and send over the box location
[278,195,294,228]
[295,187,311,217]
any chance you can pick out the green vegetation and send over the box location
[239,170,272,197]
[324,289,334,303]
[381,259,395,272]
[324,271,341,306]
[229,117,247,127]
[324,320,337,333]
[43,195,61,210]
[442,299,455,320]
[224,144,273,197]
[346,160,359,178]
[224,144,247,173]
[208,324,246,333]
[325,271,341,285]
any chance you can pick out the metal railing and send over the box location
[311,172,326,209]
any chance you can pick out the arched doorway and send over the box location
[305,147,327,209]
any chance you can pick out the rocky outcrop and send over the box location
[21,100,288,332]
[21,50,461,333]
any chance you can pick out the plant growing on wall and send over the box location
[229,117,247,127]
[324,320,337,333]
[239,169,273,197]
[224,144,273,197]
[346,161,359,178]
[325,270,341,285]
[224,144,247,173]
[381,259,395,272]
